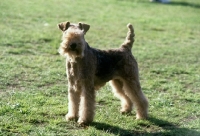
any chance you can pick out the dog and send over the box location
[57,21,148,126]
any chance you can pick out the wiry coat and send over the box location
[58,21,148,126]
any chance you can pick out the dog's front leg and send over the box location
[78,81,95,126]
[66,86,81,121]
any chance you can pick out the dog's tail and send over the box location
[121,23,135,50]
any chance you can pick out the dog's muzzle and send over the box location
[70,43,77,51]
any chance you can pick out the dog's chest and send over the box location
[66,60,89,79]
[66,61,80,78]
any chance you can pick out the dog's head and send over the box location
[58,21,90,61]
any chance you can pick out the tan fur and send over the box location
[58,21,148,126]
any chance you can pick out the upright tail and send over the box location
[121,23,135,50]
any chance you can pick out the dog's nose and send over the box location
[70,43,77,50]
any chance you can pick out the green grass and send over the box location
[0,0,200,135]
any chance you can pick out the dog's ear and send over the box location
[58,21,70,31]
[78,22,90,34]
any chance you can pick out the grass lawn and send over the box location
[0,0,200,135]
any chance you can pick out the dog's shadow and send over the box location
[91,116,200,136]
[91,122,133,136]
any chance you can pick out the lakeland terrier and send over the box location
[57,21,148,126]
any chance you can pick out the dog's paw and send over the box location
[65,114,78,121]
[120,105,133,114]
[77,120,88,127]
[120,109,132,115]
[136,113,148,120]
[77,118,91,127]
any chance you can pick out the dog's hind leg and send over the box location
[123,79,148,119]
[110,79,133,114]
